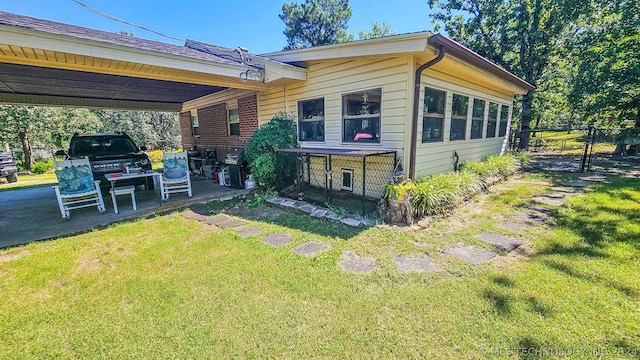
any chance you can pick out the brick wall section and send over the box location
[179,111,194,150]
[180,94,259,161]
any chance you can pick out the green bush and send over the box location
[31,159,53,174]
[245,113,298,189]
[460,154,519,179]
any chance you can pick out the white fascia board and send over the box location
[263,32,431,63]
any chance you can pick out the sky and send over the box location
[0,0,437,54]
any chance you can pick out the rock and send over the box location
[292,241,331,257]
[475,232,522,252]
[341,217,362,227]
[339,251,376,273]
[443,246,498,265]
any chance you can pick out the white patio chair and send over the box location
[52,157,106,219]
[161,152,192,200]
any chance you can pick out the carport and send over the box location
[0,11,306,247]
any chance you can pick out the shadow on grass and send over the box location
[189,200,366,240]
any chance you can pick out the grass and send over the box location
[1,160,639,358]
[533,131,617,155]
[0,172,57,191]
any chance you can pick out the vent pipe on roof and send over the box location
[409,46,446,180]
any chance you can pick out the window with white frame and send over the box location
[498,105,510,137]
[228,104,240,136]
[450,94,469,141]
[298,98,325,142]
[486,102,498,138]
[471,99,485,139]
[422,87,446,143]
[342,89,381,143]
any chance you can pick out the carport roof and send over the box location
[0,11,306,111]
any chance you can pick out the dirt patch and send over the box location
[0,250,31,263]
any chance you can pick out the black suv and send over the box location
[63,133,153,189]
[0,152,18,183]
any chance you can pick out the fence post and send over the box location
[580,125,594,172]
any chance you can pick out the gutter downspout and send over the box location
[409,46,446,180]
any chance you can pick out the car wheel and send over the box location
[6,173,17,183]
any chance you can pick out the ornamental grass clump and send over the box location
[409,170,485,218]
[460,154,519,179]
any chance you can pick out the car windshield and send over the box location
[71,136,138,157]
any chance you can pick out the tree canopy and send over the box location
[358,21,395,40]
[279,0,353,49]
[428,0,590,148]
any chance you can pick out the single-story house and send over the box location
[179,32,533,200]
[0,11,533,204]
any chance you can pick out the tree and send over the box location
[569,0,640,128]
[94,110,180,150]
[280,0,353,49]
[0,106,50,170]
[428,0,590,149]
[358,21,395,40]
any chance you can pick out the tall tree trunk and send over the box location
[518,90,534,150]
[18,131,33,171]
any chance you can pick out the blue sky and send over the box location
[1,0,436,54]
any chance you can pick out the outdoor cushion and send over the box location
[163,158,188,180]
[55,165,95,195]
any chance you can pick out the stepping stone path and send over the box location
[311,209,328,217]
[512,212,548,225]
[339,251,376,273]
[297,204,317,214]
[497,221,532,231]
[532,194,566,207]
[260,233,293,247]
[204,214,232,226]
[340,217,362,227]
[235,226,262,237]
[392,254,441,272]
[476,232,522,252]
[443,246,498,265]
[181,210,209,221]
[292,241,331,257]
[218,219,247,229]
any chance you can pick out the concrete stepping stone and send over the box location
[392,254,441,272]
[204,214,232,225]
[311,209,328,217]
[562,179,591,187]
[281,200,297,208]
[292,241,331,257]
[443,246,498,265]
[266,197,285,205]
[512,212,548,225]
[325,212,342,221]
[497,221,532,231]
[297,204,317,214]
[181,210,209,221]
[218,219,247,229]
[579,175,609,183]
[260,232,292,247]
[476,232,522,252]
[532,194,566,206]
[235,226,262,237]
[339,251,376,273]
[341,217,362,227]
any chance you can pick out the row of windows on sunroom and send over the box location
[298,89,382,144]
[423,87,511,144]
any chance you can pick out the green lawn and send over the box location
[0,172,57,192]
[1,167,639,358]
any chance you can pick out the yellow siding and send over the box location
[259,56,412,157]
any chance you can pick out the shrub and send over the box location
[31,159,53,174]
[245,113,298,189]
[460,154,519,179]
[147,150,164,164]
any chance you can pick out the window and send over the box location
[499,105,510,137]
[471,99,485,139]
[486,102,498,138]
[342,89,381,143]
[298,98,324,141]
[422,87,446,143]
[191,113,200,137]
[228,107,240,136]
[341,169,354,191]
[450,94,469,141]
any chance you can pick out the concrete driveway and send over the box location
[0,177,249,248]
